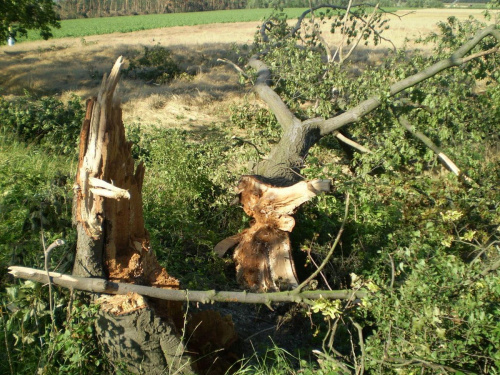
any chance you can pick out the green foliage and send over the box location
[0,0,60,44]
[0,93,84,155]
[406,0,444,8]
[0,281,105,374]
[131,126,243,289]
[14,8,314,43]
[0,88,88,373]
[0,140,76,273]
[363,253,500,374]
[123,45,181,84]
[233,344,322,375]
[1,7,499,374]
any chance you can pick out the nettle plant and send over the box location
[230,4,499,374]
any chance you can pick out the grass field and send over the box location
[18,7,399,42]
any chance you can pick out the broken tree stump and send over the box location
[215,176,331,292]
[72,56,194,374]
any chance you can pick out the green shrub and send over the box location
[135,127,243,289]
[123,45,181,84]
[1,281,105,374]
[0,141,76,273]
[238,11,500,373]
[0,93,84,155]
[406,0,444,8]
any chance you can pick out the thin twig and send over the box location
[244,326,276,342]
[388,253,395,289]
[306,250,333,290]
[461,46,499,64]
[342,4,380,64]
[217,58,248,78]
[232,136,264,156]
[335,132,373,154]
[351,319,366,375]
[43,238,66,328]
[334,0,354,63]
[294,193,350,292]
[1,305,14,375]
[396,115,474,184]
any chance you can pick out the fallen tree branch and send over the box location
[315,24,500,136]
[8,266,367,304]
[397,116,471,181]
[248,56,300,132]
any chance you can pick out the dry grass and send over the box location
[0,8,490,129]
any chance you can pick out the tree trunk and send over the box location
[72,56,195,374]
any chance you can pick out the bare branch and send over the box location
[335,0,354,63]
[217,58,248,78]
[8,266,367,304]
[335,132,373,153]
[461,46,499,63]
[480,258,500,277]
[397,116,466,178]
[248,56,300,131]
[316,25,500,136]
[351,319,366,375]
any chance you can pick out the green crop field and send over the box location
[18,7,396,43]
[18,9,302,42]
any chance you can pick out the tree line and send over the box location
[55,1,379,19]
[56,0,247,18]
[56,0,492,19]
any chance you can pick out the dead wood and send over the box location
[73,56,179,292]
[8,266,368,303]
[216,176,331,292]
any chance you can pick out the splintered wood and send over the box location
[216,176,331,292]
[74,57,178,313]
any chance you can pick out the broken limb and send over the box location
[397,116,473,182]
[8,266,368,304]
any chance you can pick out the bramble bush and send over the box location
[123,44,182,84]
[132,126,244,289]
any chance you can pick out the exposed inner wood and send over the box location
[74,57,179,313]
[216,176,331,291]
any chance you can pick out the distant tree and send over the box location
[0,0,60,44]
